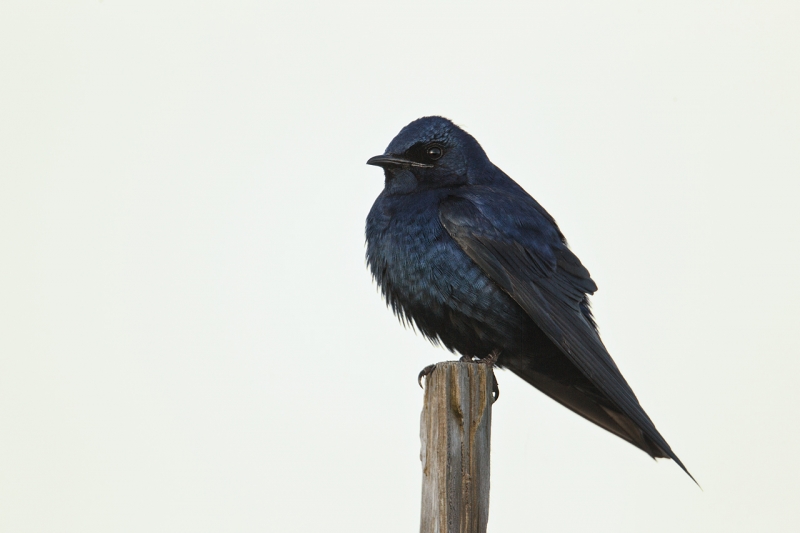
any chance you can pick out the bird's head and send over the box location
[367,116,492,194]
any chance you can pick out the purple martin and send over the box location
[365,116,693,480]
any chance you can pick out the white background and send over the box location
[2,2,799,531]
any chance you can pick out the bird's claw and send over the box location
[477,349,500,367]
[478,350,501,402]
[490,370,500,403]
[418,355,500,402]
[418,364,437,388]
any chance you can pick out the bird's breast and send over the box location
[366,193,456,310]
[365,192,527,355]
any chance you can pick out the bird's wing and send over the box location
[439,192,692,479]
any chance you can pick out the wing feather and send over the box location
[439,194,693,480]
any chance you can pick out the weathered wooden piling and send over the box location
[420,362,493,533]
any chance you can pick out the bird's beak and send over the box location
[366,155,433,168]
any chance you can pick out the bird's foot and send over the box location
[418,364,437,388]
[418,352,500,402]
[477,349,500,367]
[489,370,500,403]
[478,350,501,402]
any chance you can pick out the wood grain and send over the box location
[420,362,493,533]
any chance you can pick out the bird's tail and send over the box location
[503,357,698,485]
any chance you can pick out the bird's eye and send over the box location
[426,145,444,161]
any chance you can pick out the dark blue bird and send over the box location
[365,116,693,480]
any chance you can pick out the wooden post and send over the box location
[420,362,493,533]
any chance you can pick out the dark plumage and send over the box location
[365,116,693,480]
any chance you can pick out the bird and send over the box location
[365,116,693,481]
